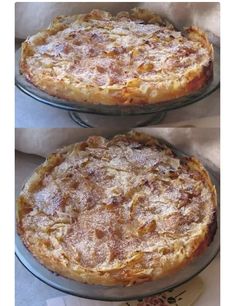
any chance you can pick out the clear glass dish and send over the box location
[15,44,220,117]
[15,141,220,301]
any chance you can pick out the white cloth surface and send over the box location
[46,276,204,306]
[15,2,220,39]
[15,86,220,128]
[140,2,220,37]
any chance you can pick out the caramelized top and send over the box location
[24,8,212,88]
[17,132,216,283]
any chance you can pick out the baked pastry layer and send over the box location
[20,8,213,105]
[17,132,217,286]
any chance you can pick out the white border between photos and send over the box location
[0,0,14,306]
[0,0,234,305]
[220,0,235,306]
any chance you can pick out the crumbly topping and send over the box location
[24,9,211,89]
[17,132,216,281]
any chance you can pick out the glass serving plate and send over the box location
[15,44,220,127]
[15,141,220,301]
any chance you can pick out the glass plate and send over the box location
[15,142,220,301]
[15,45,220,116]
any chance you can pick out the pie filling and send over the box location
[20,8,213,105]
[17,132,217,286]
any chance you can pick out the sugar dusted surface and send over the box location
[17,132,216,285]
[20,8,213,105]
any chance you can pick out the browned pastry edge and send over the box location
[16,133,217,286]
[20,8,214,106]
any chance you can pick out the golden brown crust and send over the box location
[20,8,213,106]
[17,132,217,286]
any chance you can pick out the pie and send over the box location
[17,132,217,286]
[20,8,214,106]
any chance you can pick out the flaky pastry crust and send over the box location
[17,132,217,286]
[20,8,214,105]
